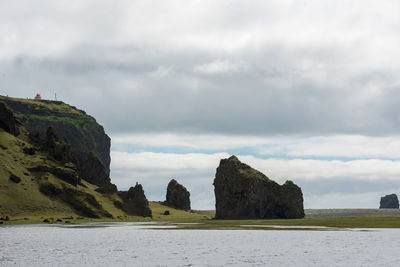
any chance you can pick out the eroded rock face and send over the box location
[119,183,152,217]
[165,179,191,210]
[79,152,117,193]
[214,155,305,219]
[380,194,399,209]
[0,101,20,136]
[0,97,112,183]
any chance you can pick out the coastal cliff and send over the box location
[0,96,152,220]
[0,96,114,191]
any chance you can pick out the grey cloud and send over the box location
[1,43,399,138]
[1,0,399,137]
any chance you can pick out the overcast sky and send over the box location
[1,1,400,209]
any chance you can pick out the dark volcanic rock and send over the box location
[0,101,20,136]
[80,152,117,193]
[29,165,81,186]
[213,155,305,219]
[44,126,75,163]
[165,179,191,210]
[119,183,152,218]
[380,194,399,209]
[9,174,21,183]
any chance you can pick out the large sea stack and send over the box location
[380,194,399,209]
[165,179,191,210]
[214,155,304,219]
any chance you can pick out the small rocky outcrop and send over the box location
[39,182,112,218]
[9,174,21,183]
[165,179,191,210]
[0,101,20,136]
[119,183,152,217]
[28,165,81,186]
[214,155,305,219]
[380,194,399,209]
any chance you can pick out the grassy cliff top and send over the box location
[0,96,86,116]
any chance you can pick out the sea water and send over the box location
[1,223,399,266]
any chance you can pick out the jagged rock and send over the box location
[165,179,191,210]
[79,152,117,193]
[29,165,81,186]
[213,155,305,219]
[119,183,152,217]
[9,174,21,183]
[380,194,399,209]
[0,101,20,136]
[44,126,75,163]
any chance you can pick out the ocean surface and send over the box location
[1,222,400,266]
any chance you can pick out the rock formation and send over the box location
[0,96,115,191]
[165,179,191,210]
[0,96,119,219]
[79,152,117,193]
[380,194,399,209]
[214,155,304,219]
[0,101,20,136]
[119,183,152,217]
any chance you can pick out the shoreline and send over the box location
[2,209,400,229]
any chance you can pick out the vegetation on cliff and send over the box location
[0,97,148,220]
[0,96,115,192]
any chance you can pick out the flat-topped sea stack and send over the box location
[380,194,399,209]
[213,156,304,219]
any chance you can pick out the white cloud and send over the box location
[112,133,400,159]
[194,59,249,75]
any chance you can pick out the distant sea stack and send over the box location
[165,179,191,210]
[213,156,304,219]
[380,194,399,209]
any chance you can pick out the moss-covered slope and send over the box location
[0,126,125,219]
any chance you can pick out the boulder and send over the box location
[119,183,152,218]
[0,101,20,136]
[165,179,191,210]
[9,174,21,183]
[380,194,399,209]
[213,155,305,219]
